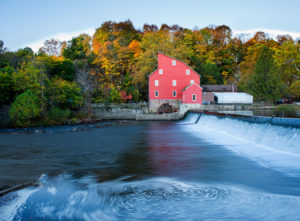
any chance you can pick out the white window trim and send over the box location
[172,90,177,97]
[155,91,159,97]
[192,94,196,101]
[172,80,176,86]
[190,80,194,84]
[155,80,159,86]
[172,60,176,66]
[159,69,163,75]
[186,69,190,75]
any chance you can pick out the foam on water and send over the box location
[181,113,300,175]
[1,175,300,221]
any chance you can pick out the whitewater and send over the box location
[182,113,300,176]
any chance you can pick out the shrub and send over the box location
[9,90,41,126]
[48,107,70,123]
[276,105,296,112]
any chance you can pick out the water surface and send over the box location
[0,115,300,220]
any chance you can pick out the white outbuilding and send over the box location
[213,92,253,104]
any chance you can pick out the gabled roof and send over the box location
[182,82,202,91]
[202,84,238,92]
[148,52,201,78]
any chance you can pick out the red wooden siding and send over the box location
[182,83,203,104]
[149,53,202,104]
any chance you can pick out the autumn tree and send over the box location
[274,40,300,96]
[62,34,92,61]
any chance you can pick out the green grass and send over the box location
[276,105,297,112]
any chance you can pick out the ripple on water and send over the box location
[1,175,300,221]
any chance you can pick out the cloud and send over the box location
[24,27,300,52]
[232,28,300,41]
[23,28,95,52]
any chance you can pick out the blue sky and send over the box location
[1,0,300,51]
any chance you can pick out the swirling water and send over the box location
[0,116,300,221]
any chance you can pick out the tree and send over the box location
[12,62,41,95]
[74,59,94,119]
[199,63,223,84]
[289,80,300,98]
[274,40,300,88]
[39,38,63,56]
[250,46,283,102]
[0,66,14,106]
[47,78,83,110]
[62,34,92,60]
[0,40,6,54]
[9,90,41,126]
[47,57,75,81]
[92,20,139,55]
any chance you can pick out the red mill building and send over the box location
[148,53,202,112]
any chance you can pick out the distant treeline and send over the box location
[0,20,299,126]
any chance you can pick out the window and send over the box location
[172,60,176,66]
[159,69,163,75]
[192,94,196,101]
[190,80,194,84]
[172,80,176,86]
[155,91,159,97]
[186,69,190,75]
[173,91,177,97]
[155,80,159,86]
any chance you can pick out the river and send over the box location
[0,113,300,220]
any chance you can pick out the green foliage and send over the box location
[47,78,83,109]
[289,80,300,98]
[11,62,43,95]
[0,66,14,106]
[48,58,75,81]
[276,105,296,112]
[198,63,223,84]
[62,34,91,60]
[9,90,41,126]
[46,107,70,124]
[109,87,121,103]
[250,46,284,102]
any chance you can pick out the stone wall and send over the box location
[0,105,10,127]
[149,99,181,112]
[92,103,275,121]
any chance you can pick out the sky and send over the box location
[1,0,300,51]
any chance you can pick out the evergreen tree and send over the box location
[250,46,283,102]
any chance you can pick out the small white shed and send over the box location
[213,92,253,104]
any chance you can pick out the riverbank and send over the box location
[1,103,299,128]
